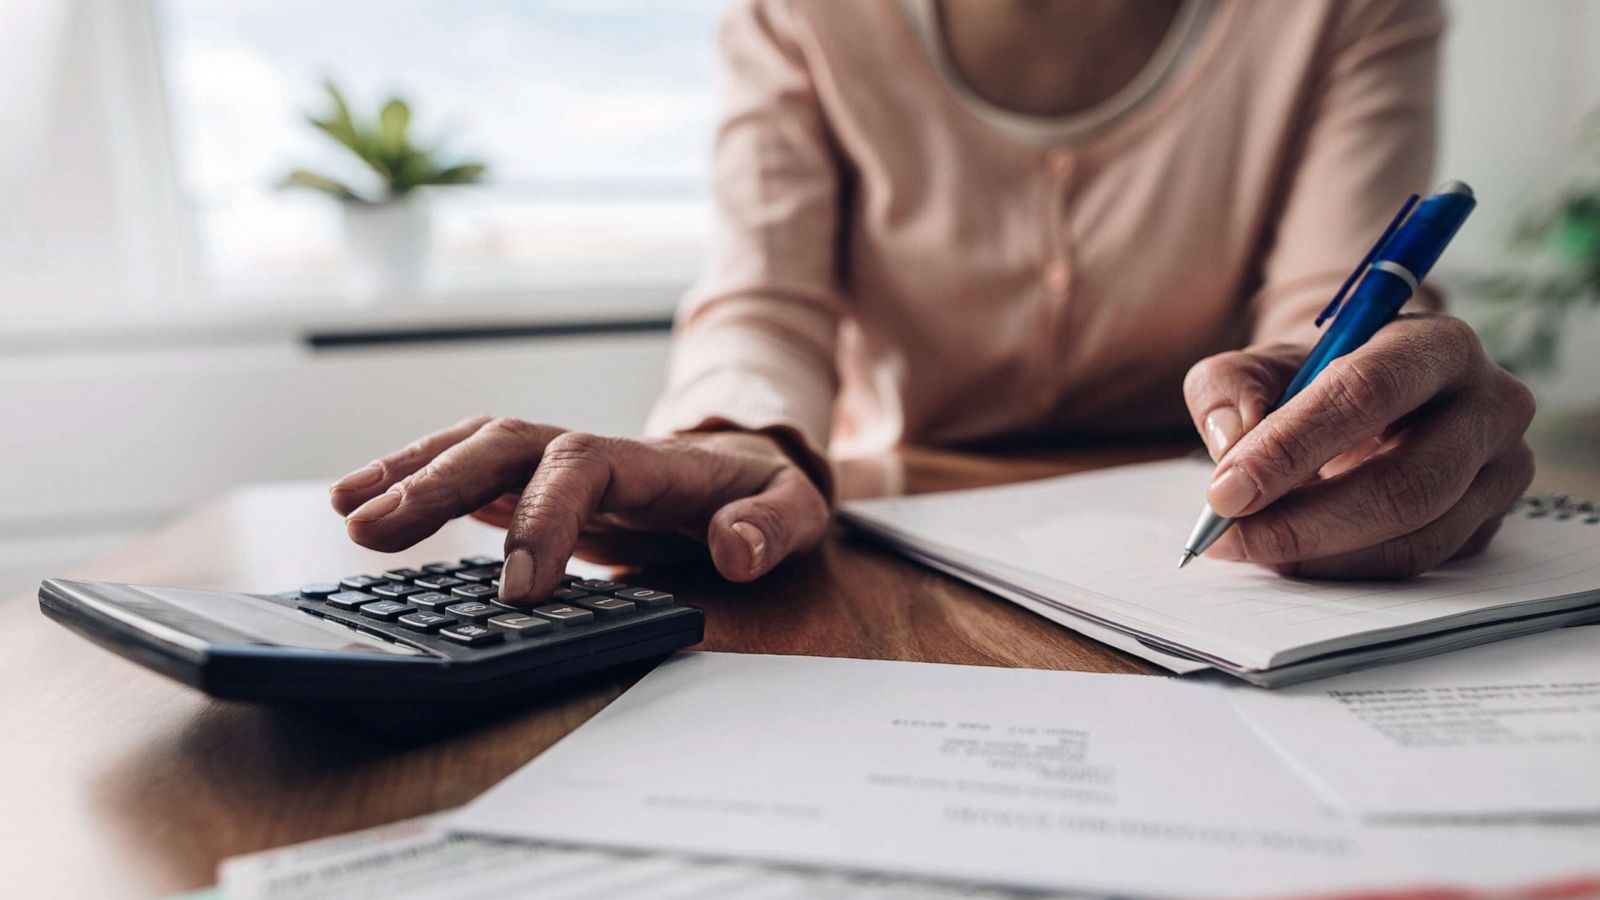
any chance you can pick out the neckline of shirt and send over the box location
[895,0,1219,149]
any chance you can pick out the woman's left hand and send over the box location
[1182,313,1537,579]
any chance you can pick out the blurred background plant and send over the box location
[279,80,487,204]
[1471,110,1600,376]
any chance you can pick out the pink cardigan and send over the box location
[646,0,1443,478]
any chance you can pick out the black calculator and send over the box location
[38,556,703,721]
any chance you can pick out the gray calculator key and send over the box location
[613,587,673,608]
[299,582,340,599]
[572,579,626,593]
[326,590,378,610]
[340,575,382,590]
[382,567,424,583]
[551,587,593,602]
[529,604,595,626]
[398,611,453,633]
[488,613,554,637]
[575,596,636,617]
[372,582,423,599]
[408,591,456,610]
[451,584,497,601]
[414,575,465,592]
[445,601,496,622]
[440,624,503,646]
[359,600,412,621]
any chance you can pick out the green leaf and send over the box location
[379,99,411,153]
[312,79,364,155]
[425,162,487,186]
[277,169,365,202]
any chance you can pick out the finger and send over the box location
[330,415,492,514]
[1269,444,1532,580]
[345,418,564,552]
[497,432,621,604]
[1209,315,1484,518]
[707,465,831,582]
[1209,395,1504,564]
[1183,345,1306,461]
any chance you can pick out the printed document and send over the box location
[1226,625,1600,819]
[219,814,1087,900]
[450,652,1600,898]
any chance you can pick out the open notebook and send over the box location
[841,459,1600,686]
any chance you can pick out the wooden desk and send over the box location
[3,437,1594,898]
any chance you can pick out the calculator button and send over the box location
[440,624,503,646]
[382,567,424,583]
[398,611,453,633]
[445,601,496,622]
[613,587,674,609]
[299,582,340,599]
[572,579,626,593]
[450,584,498,601]
[420,561,467,575]
[529,604,595,626]
[359,600,411,621]
[456,567,501,583]
[575,596,636,617]
[561,574,580,585]
[407,591,456,611]
[371,582,423,599]
[488,613,554,637]
[413,575,465,592]
[551,587,594,603]
[326,590,379,610]
[340,575,382,590]
[460,555,501,568]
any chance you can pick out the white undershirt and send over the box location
[896,0,1217,146]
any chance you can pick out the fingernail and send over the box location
[1204,407,1243,460]
[499,549,534,601]
[347,489,401,523]
[731,521,766,572]
[1208,467,1261,518]
[334,463,383,493]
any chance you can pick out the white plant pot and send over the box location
[342,195,432,302]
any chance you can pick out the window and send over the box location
[156,0,723,302]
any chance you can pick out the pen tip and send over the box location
[1177,551,1195,570]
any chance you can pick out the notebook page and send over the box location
[844,460,1600,670]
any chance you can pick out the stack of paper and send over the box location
[840,459,1600,685]
[448,634,1600,898]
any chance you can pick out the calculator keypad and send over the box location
[294,556,679,654]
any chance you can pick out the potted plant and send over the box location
[1471,114,1600,378]
[280,80,488,300]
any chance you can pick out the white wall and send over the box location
[1439,0,1600,410]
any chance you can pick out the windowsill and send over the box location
[0,280,687,356]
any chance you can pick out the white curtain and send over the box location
[0,0,190,315]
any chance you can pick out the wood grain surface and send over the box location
[1,435,1594,898]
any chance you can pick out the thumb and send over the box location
[1182,344,1306,461]
[706,466,831,582]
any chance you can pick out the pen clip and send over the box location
[1314,193,1420,327]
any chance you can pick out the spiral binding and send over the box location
[1520,493,1600,524]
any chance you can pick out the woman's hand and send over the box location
[1183,314,1537,579]
[329,419,831,604]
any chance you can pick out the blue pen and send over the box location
[1179,181,1477,569]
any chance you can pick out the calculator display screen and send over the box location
[74,583,420,656]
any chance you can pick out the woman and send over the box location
[330,0,1535,605]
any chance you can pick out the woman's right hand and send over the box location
[328,417,831,606]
